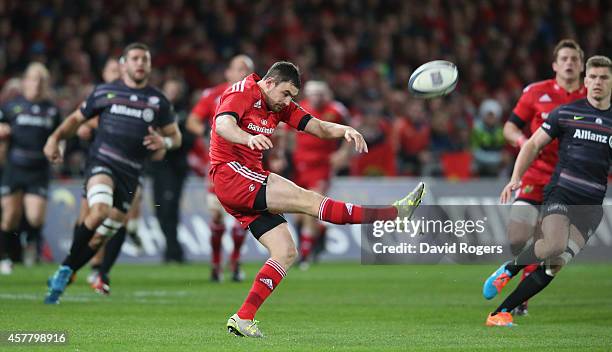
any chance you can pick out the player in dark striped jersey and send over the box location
[486,55,612,327]
[0,63,60,275]
[43,43,182,304]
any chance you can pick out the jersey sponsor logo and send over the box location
[573,115,585,120]
[110,104,152,121]
[572,129,608,144]
[142,108,154,122]
[247,122,274,134]
[539,94,552,102]
[259,278,274,290]
[253,99,262,109]
[15,114,54,128]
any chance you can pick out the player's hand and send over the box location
[0,123,11,139]
[500,179,521,204]
[44,137,64,164]
[143,126,164,151]
[248,134,273,151]
[344,128,368,153]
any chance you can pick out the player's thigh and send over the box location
[23,194,47,227]
[85,174,115,227]
[266,173,323,216]
[1,191,24,229]
[507,200,539,245]
[258,222,297,267]
[540,213,570,249]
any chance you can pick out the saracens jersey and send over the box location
[0,95,61,168]
[80,79,175,176]
[190,82,229,122]
[510,79,586,175]
[541,99,612,203]
[209,73,313,171]
[293,99,348,164]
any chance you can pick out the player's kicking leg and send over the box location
[226,173,425,337]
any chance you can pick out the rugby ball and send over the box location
[408,60,458,98]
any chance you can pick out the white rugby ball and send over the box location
[408,60,458,98]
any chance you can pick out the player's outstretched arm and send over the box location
[215,114,273,150]
[44,108,87,163]
[304,117,368,153]
[500,128,552,203]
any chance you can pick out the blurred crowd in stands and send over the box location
[0,0,610,179]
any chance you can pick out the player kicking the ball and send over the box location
[484,55,612,327]
[209,61,425,337]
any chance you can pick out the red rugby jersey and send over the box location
[511,79,586,175]
[209,74,312,171]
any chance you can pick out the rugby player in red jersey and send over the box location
[212,61,425,337]
[484,39,586,316]
[292,80,351,268]
[186,55,254,282]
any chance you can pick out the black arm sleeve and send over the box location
[508,113,526,129]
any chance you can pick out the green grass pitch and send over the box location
[0,263,611,351]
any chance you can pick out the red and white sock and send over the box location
[230,224,246,271]
[318,197,398,224]
[237,258,286,320]
[210,222,225,268]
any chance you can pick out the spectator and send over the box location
[471,99,508,177]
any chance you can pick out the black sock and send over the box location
[494,265,554,313]
[0,230,8,259]
[99,227,126,276]
[62,223,97,271]
[25,224,42,260]
[506,242,539,276]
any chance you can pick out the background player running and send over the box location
[186,54,254,282]
[291,80,352,268]
[499,39,586,315]
[0,63,60,275]
[485,55,612,327]
[207,61,424,337]
[73,57,146,294]
[43,43,182,304]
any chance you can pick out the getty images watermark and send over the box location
[361,205,508,264]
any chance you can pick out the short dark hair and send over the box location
[262,61,301,88]
[121,42,150,61]
[553,39,584,62]
[586,55,612,72]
